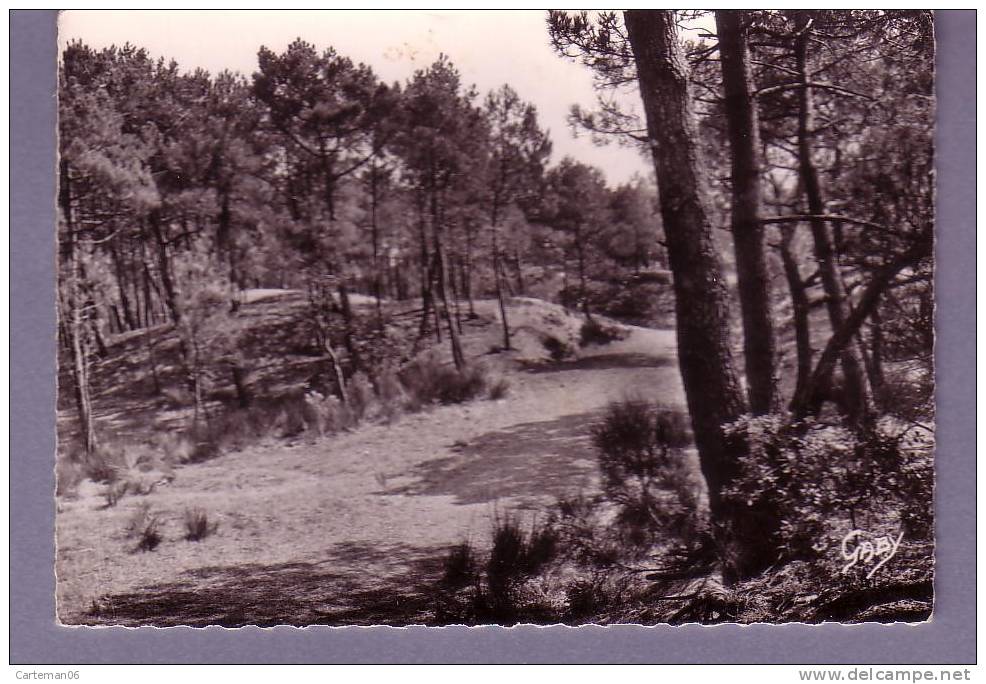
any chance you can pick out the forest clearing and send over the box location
[57,296,686,625]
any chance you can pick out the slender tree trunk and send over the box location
[324,341,349,406]
[369,161,385,330]
[716,10,776,414]
[337,283,363,372]
[190,340,205,430]
[868,305,886,402]
[779,225,813,408]
[109,240,137,330]
[229,362,251,409]
[144,327,162,396]
[574,223,594,322]
[149,210,181,325]
[216,187,241,311]
[793,242,928,420]
[431,193,465,370]
[463,222,476,318]
[513,248,525,295]
[415,198,440,344]
[60,159,97,457]
[491,219,512,350]
[448,254,464,334]
[625,9,773,583]
[791,11,871,424]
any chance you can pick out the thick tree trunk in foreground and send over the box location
[625,9,776,582]
[716,10,776,414]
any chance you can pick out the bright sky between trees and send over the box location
[59,9,660,186]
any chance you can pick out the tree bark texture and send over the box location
[791,11,871,423]
[716,10,776,414]
[625,9,776,582]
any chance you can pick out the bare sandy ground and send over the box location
[56,305,683,626]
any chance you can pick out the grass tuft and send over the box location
[183,507,217,542]
[134,512,163,552]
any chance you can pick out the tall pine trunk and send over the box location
[625,9,777,582]
[60,158,97,457]
[716,10,776,414]
[791,11,871,424]
[492,226,512,350]
[488,195,513,350]
[779,225,813,407]
[431,191,465,370]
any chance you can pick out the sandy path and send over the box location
[56,324,683,626]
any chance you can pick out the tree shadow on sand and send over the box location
[385,410,604,507]
[70,541,448,627]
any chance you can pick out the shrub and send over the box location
[877,362,934,423]
[374,363,410,423]
[579,319,626,347]
[564,573,635,621]
[442,541,479,589]
[183,507,218,542]
[592,399,704,550]
[103,480,129,508]
[84,444,124,484]
[400,355,491,406]
[205,408,265,453]
[554,494,623,568]
[86,442,169,505]
[560,279,673,328]
[434,513,561,625]
[487,377,511,400]
[721,414,935,560]
[302,390,355,436]
[125,501,155,538]
[134,511,163,552]
[155,432,196,465]
[55,458,85,498]
[347,371,378,422]
[542,335,574,362]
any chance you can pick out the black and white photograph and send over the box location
[54,9,936,628]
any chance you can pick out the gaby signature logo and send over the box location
[841,529,904,579]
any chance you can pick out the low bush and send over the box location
[542,335,574,362]
[560,279,673,328]
[592,399,704,550]
[442,541,478,589]
[434,514,561,625]
[722,414,935,559]
[183,507,218,541]
[487,377,511,400]
[374,362,411,423]
[83,444,124,484]
[55,458,85,498]
[134,511,163,552]
[302,390,354,436]
[346,371,378,422]
[579,319,626,347]
[400,354,493,406]
[82,442,171,506]
[125,501,155,538]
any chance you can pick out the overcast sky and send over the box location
[59,10,658,186]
